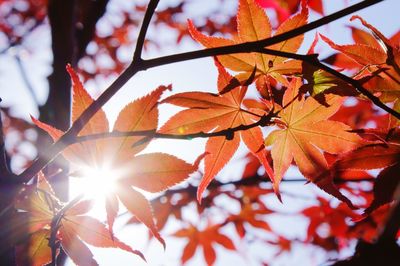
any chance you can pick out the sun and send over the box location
[71,166,119,201]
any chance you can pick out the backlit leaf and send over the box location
[161,59,274,202]
[117,186,165,249]
[188,0,308,88]
[266,78,361,205]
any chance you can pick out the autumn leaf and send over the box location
[188,0,308,91]
[15,229,52,266]
[122,153,205,193]
[32,65,110,168]
[14,173,144,266]
[60,214,145,264]
[333,143,400,171]
[32,65,203,247]
[160,59,274,202]
[228,202,272,237]
[173,224,235,266]
[321,16,400,103]
[364,163,400,215]
[332,139,400,214]
[302,197,356,242]
[265,78,362,206]
[267,236,292,258]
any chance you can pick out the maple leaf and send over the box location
[160,59,274,202]
[265,78,362,206]
[302,197,356,243]
[332,135,400,215]
[188,0,308,90]
[21,229,53,266]
[173,224,235,266]
[32,65,203,247]
[266,236,292,258]
[228,202,272,238]
[321,16,400,103]
[15,172,144,266]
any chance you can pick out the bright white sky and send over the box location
[0,0,399,265]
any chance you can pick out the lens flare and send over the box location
[74,166,118,200]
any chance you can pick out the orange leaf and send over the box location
[182,239,198,264]
[67,64,109,136]
[105,193,119,238]
[333,143,400,170]
[321,18,400,103]
[61,228,98,266]
[123,153,201,193]
[199,134,241,202]
[26,229,52,266]
[349,26,381,48]
[188,20,255,72]
[188,0,308,85]
[32,66,110,168]
[268,0,308,65]
[36,171,56,196]
[112,85,171,162]
[213,232,235,250]
[65,199,94,216]
[161,59,274,203]
[61,215,145,260]
[202,241,216,266]
[321,34,386,66]
[309,0,323,15]
[31,115,63,141]
[265,78,362,206]
[31,115,92,167]
[117,186,165,248]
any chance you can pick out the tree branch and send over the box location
[71,112,274,144]
[133,0,160,62]
[140,0,383,69]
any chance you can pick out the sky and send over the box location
[0,0,399,265]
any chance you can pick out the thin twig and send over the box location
[0,19,44,55]
[49,193,85,266]
[71,112,275,144]
[256,48,400,119]
[133,0,160,62]
[14,54,39,106]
